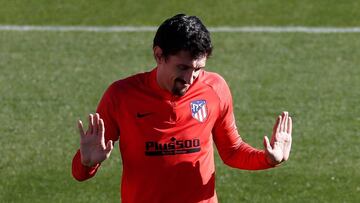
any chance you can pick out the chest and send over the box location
[117,88,220,157]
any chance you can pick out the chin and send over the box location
[172,88,187,96]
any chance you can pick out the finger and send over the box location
[78,120,85,138]
[272,116,280,144]
[288,116,292,135]
[280,112,284,131]
[263,136,272,152]
[274,115,282,142]
[106,140,113,152]
[99,118,105,137]
[105,140,114,158]
[88,114,94,134]
[283,138,292,161]
[93,113,99,135]
[284,112,288,132]
[277,115,282,133]
[280,112,287,132]
[99,118,106,145]
[272,116,280,135]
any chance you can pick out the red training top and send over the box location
[72,68,274,203]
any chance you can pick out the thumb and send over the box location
[263,136,272,152]
[105,140,114,155]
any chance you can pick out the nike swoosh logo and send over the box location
[136,112,153,118]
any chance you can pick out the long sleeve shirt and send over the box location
[72,68,274,203]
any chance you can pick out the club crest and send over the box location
[190,100,207,122]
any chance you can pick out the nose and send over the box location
[183,69,196,84]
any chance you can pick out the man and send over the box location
[72,14,293,203]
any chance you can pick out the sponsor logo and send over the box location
[145,137,201,156]
[190,100,207,122]
[136,112,153,118]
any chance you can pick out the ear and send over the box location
[153,46,164,65]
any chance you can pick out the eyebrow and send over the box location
[177,64,205,70]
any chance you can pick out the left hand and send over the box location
[263,111,292,166]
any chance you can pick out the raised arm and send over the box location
[72,83,120,181]
[78,113,114,167]
[72,113,114,181]
[263,111,292,166]
[211,74,293,170]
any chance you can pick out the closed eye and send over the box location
[177,65,205,72]
[194,67,204,72]
[177,65,191,71]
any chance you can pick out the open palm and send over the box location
[264,111,292,165]
[78,113,113,167]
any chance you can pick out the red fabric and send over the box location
[71,68,274,203]
[71,150,99,181]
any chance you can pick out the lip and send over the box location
[178,83,190,89]
[175,79,188,86]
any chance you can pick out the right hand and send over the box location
[263,111,292,166]
[78,113,114,167]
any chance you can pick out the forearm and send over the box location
[72,149,100,181]
[219,141,275,170]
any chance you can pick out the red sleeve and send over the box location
[71,83,120,181]
[211,76,274,170]
[96,82,120,143]
[72,150,100,181]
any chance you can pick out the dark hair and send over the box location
[153,14,212,59]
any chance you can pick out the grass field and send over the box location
[1,1,360,203]
[1,0,360,26]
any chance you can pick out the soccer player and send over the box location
[72,14,293,203]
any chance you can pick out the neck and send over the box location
[156,67,168,92]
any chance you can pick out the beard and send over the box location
[171,78,189,96]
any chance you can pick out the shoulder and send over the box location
[199,70,232,99]
[107,71,150,94]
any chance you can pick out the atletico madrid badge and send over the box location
[190,100,207,122]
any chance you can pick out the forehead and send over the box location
[167,51,207,68]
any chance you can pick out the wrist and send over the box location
[80,154,98,168]
[81,160,96,168]
[264,151,281,167]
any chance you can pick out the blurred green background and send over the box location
[1,0,360,26]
